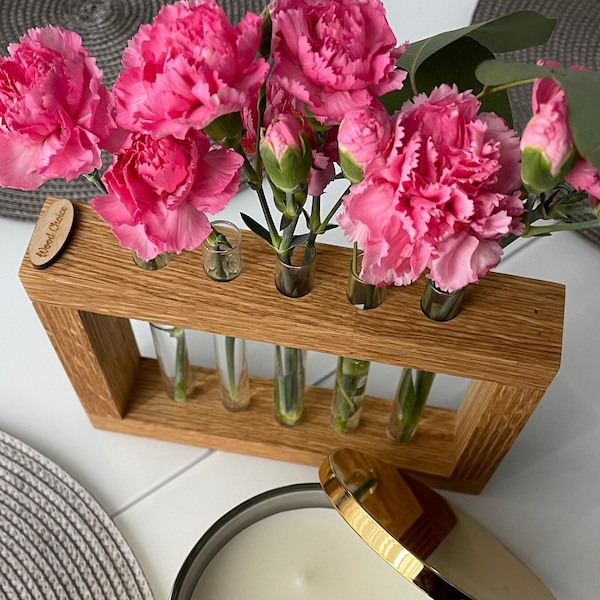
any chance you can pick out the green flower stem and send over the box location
[225,336,238,400]
[204,224,235,281]
[332,356,371,433]
[83,169,107,194]
[170,326,188,403]
[388,368,435,443]
[522,219,600,237]
[317,186,350,233]
[278,214,300,263]
[254,82,267,176]
[235,143,281,249]
[274,345,304,426]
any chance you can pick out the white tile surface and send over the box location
[4,1,600,598]
[113,452,318,598]
[0,218,211,515]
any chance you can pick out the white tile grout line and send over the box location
[110,236,543,518]
[109,449,217,518]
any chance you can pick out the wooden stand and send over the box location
[19,198,565,493]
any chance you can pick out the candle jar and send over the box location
[172,449,556,600]
[213,335,251,411]
[150,323,194,403]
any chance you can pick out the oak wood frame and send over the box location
[19,198,565,493]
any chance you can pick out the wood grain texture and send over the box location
[27,198,74,269]
[89,359,457,476]
[31,302,138,418]
[19,199,565,386]
[18,197,567,493]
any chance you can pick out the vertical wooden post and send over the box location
[32,302,139,419]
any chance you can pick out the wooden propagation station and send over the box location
[19,198,565,494]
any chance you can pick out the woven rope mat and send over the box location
[472,0,600,246]
[0,429,153,599]
[0,0,266,222]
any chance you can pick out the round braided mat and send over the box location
[0,429,153,599]
[472,0,600,246]
[0,0,267,222]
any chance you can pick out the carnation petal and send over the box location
[189,148,243,213]
[0,137,45,190]
[110,221,165,262]
[143,203,212,253]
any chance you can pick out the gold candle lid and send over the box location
[319,448,556,600]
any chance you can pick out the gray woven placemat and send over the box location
[472,0,600,247]
[0,429,153,599]
[0,0,267,222]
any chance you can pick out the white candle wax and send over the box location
[192,507,428,599]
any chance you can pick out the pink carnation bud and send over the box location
[260,113,312,194]
[338,105,393,183]
[520,61,579,193]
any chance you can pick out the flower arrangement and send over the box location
[2,0,600,432]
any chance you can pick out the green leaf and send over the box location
[288,233,312,250]
[402,11,554,88]
[382,10,555,107]
[279,214,294,230]
[381,37,514,125]
[476,60,600,172]
[241,213,272,245]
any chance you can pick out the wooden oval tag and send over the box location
[28,198,75,269]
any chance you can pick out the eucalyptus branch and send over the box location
[475,78,536,99]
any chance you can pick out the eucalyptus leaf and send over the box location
[381,37,513,125]
[241,213,272,245]
[476,60,600,172]
[391,10,555,98]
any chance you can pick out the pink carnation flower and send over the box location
[0,26,116,190]
[113,0,270,139]
[338,85,524,292]
[269,0,407,125]
[91,131,243,260]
